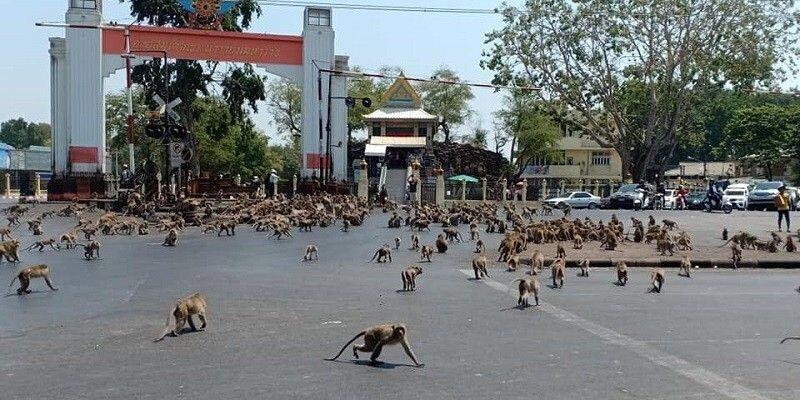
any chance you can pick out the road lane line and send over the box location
[458,269,772,400]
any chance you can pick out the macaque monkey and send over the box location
[401,266,423,291]
[394,237,402,250]
[657,239,676,256]
[530,249,544,276]
[59,232,77,249]
[8,264,58,295]
[340,218,350,232]
[577,259,590,277]
[303,244,319,261]
[370,245,392,263]
[0,227,14,240]
[633,226,644,243]
[786,236,796,253]
[511,277,541,307]
[420,245,434,262]
[648,215,656,227]
[217,221,236,236]
[556,243,567,259]
[25,238,59,252]
[409,234,420,250]
[662,219,678,230]
[507,254,520,271]
[153,293,207,342]
[162,229,178,247]
[472,255,489,279]
[550,258,565,288]
[138,223,149,235]
[7,214,20,226]
[435,234,448,253]
[474,239,485,254]
[325,323,424,367]
[731,243,742,269]
[82,240,101,260]
[648,268,666,293]
[573,235,584,250]
[679,255,692,278]
[616,261,628,286]
[0,240,21,262]
[470,225,479,241]
[722,228,728,241]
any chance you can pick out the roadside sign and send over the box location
[169,142,184,167]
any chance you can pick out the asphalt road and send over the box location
[1,206,800,399]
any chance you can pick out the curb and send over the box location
[518,258,798,269]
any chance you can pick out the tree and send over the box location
[347,67,382,134]
[265,78,302,138]
[0,118,51,148]
[105,88,162,168]
[494,94,561,174]
[718,105,796,180]
[124,0,265,126]
[466,126,488,149]
[482,0,798,181]
[417,67,474,143]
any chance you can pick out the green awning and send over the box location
[447,174,479,183]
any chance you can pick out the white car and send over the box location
[723,187,748,210]
[662,189,677,210]
[544,191,602,209]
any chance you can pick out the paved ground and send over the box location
[1,206,800,399]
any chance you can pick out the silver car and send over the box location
[544,191,602,209]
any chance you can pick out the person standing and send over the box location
[775,185,791,232]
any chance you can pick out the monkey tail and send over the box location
[718,237,735,248]
[507,279,524,296]
[325,331,365,361]
[780,336,800,344]
[153,307,176,342]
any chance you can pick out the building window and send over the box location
[592,151,611,165]
[307,9,331,26]
[372,123,381,136]
[71,0,97,9]
[418,126,427,137]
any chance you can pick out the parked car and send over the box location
[544,191,602,209]
[608,184,651,210]
[686,192,706,210]
[747,181,784,211]
[788,187,799,211]
[722,187,748,210]
[662,189,677,210]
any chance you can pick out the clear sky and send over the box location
[0,0,517,143]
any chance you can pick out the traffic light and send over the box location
[145,123,165,139]
[168,124,188,140]
[345,96,356,107]
[361,97,372,108]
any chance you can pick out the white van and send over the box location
[723,184,750,210]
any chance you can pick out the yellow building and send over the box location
[521,125,622,185]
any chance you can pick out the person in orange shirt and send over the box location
[775,185,791,232]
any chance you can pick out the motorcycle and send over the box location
[632,188,650,211]
[674,193,687,210]
[703,192,733,214]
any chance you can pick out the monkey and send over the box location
[0,239,21,262]
[420,245,434,262]
[556,243,567,259]
[443,227,463,243]
[648,268,666,293]
[270,225,293,239]
[81,240,101,260]
[59,232,78,249]
[616,261,628,286]
[162,229,178,247]
[340,218,350,232]
[25,238,60,252]
[577,259,590,277]
[573,234,584,250]
[469,225,479,241]
[409,234,420,250]
[394,237,402,250]
[303,244,319,261]
[722,227,728,241]
[550,258,565,288]
[401,266,423,291]
[325,323,424,367]
[662,219,678,230]
[138,222,149,235]
[217,221,236,236]
[0,227,14,240]
[786,236,797,253]
[435,234,448,253]
[8,264,58,295]
[656,238,676,256]
[507,253,520,271]
[731,243,742,269]
[530,249,545,276]
[679,255,692,278]
[633,226,644,243]
[648,215,656,227]
[7,214,20,226]
[153,293,208,342]
[472,254,489,279]
[370,245,392,263]
[474,239,485,254]
[511,277,541,307]
[81,226,97,240]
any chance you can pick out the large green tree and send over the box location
[417,67,474,143]
[482,0,798,180]
[0,119,51,149]
[105,88,162,168]
[494,92,560,174]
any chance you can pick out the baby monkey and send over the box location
[153,293,207,342]
[8,264,58,295]
[401,266,423,291]
[326,323,424,367]
[303,244,319,261]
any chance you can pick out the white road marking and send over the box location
[459,269,772,400]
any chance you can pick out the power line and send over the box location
[317,66,540,91]
[256,0,499,14]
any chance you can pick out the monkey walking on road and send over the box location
[302,244,319,262]
[409,234,420,250]
[577,259,590,277]
[25,238,60,252]
[154,293,208,342]
[616,261,628,286]
[679,255,692,278]
[325,323,424,367]
[81,240,101,260]
[8,264,58,295]
[162,229,178,247]
[401,266,423,291]
[648,268,666,293]
[511,277,541,307]
[394,237,402,250]
[370,245,392,263]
